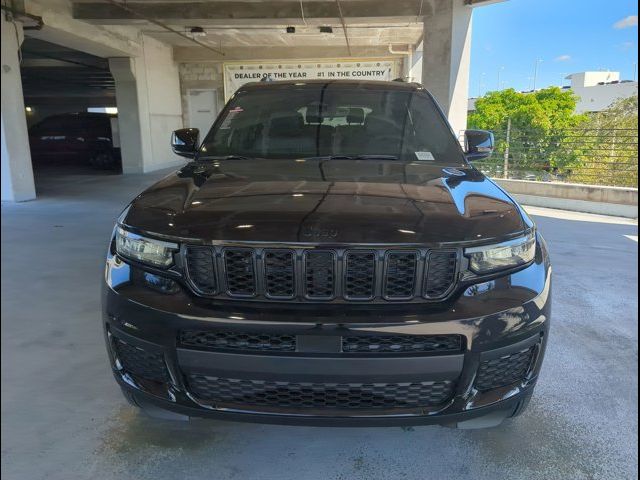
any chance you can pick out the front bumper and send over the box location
[102,240,551,426]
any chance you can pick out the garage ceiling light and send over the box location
[319,26,333,34]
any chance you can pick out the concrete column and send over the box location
[109,35,184,174]
[421,0,472,136]
[1,14,36,202]
[109,57,145,173]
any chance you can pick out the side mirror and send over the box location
[464,130,494,161]
[171,128,199,158]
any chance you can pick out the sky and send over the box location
[469,0,639,97]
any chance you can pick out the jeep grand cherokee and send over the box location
[103,80,551,428]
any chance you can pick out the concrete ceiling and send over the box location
[20,37,115,102]
[70,0,427,53]
[141,23,423,48]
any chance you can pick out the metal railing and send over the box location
[470,126,639,188]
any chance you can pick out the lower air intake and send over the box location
[475,346,536,391]
[112,338,169,383]
[186,375,455,410]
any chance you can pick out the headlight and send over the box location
[115,226,178,267]
[465,232,536,274]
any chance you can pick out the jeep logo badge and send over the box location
[302,228,338,239]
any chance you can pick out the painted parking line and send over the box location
[624,235,638,242]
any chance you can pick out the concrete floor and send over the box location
[2,170,638,480]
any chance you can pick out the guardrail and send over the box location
[494,179,638,218]
[472,126,638,189]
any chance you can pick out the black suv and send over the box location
[103,80,551,428]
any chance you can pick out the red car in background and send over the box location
[28,112,121,170]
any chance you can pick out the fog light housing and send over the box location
[143,272,180,294]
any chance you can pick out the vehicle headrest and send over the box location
[346,108,365,125]
[304,103,327,124]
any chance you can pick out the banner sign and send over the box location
[223,59,397,100]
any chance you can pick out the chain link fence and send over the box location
[471,124,638,188]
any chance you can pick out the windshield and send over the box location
[199,85,466,165]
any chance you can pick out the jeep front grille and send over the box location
[184,245,458,303]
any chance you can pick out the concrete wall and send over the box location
[495,179,639,218]
[137,35,184,172]
[178,63,225,128]
[420,0,472,135]
[110,35,184,174]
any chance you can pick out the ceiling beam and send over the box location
[101,0,225,56]
[173,44,396,62]
[72,0,426,25]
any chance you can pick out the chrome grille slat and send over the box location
[184,245,458,303]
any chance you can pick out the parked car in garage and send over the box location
[103,80,551,428]
[28,112,121,169]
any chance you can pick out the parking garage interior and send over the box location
[21,37,121,185]
[1,1,638,479]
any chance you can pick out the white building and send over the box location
[468,71,638,113]
[565,71,638,113]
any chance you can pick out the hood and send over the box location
[122,159,530,245]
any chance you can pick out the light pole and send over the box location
[478,72,486,97]
[532,58,543,91]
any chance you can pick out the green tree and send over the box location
[569,95,638,187]
[468,87,589,179]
